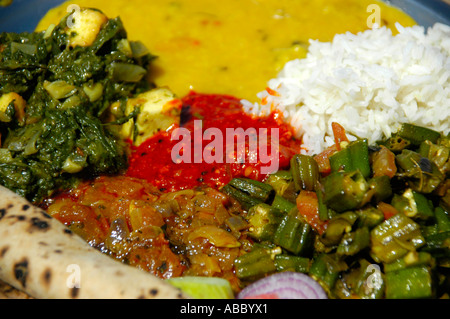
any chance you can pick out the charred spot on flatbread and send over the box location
[149,288,158,296]
[0,209,6,220]
[39,211,52,219]
[0,204,14,221]
[13,258,29,288]
[70,287,80,298]
[10,215,26,221]
[28,217,50,232]
[41,268,52,288]
[0,246,9,258]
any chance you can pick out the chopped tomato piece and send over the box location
[377,202,399,220]
[331,122,349,150]
[296,190,327,234]
[313,144,338,175]
[48,200,110,245]
[372,145,397,178]
[265,87,280,96]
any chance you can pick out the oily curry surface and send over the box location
[43,175,251,293]
[36,0,416,101]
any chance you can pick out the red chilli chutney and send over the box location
[126,92,301,192]
[45,92,302,292]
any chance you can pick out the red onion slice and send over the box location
[237,272,328,299]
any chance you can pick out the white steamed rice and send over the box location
[242,22,450,155]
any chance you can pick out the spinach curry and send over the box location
[0,9,154,203]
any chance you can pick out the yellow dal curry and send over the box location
[36,0,415,102]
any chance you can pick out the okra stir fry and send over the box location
[224,122,450,299]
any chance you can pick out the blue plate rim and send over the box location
[0,0,449,33]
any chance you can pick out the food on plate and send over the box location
[0,184,185,299]
[0,0,449,299]
[236,271,328,299]
[226,122,449,299]
[43,176,251,292]
[0,8,155,203]
[166,276,235,299]
[242,22,450,155]
[36,0,416,101]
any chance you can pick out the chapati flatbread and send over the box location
[0,280,32,299]
[0,185,187,299]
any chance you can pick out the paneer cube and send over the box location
[0,92,27,124]
[66,8,108,48]
[113,88,181,145]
